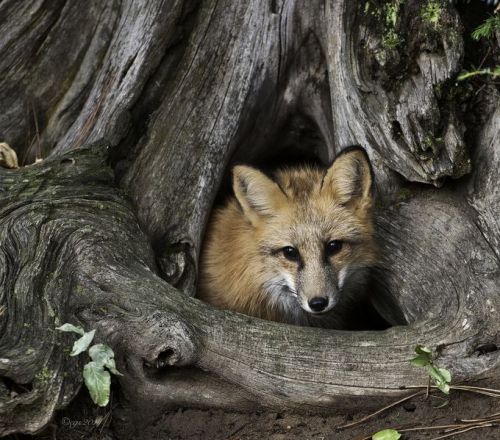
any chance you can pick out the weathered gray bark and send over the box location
[0,0,499,437]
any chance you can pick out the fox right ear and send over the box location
[322,147,374,211]
[232,166,286,225]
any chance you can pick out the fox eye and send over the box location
[325,240,343,256]
[282,246,300,262]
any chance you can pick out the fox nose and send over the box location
[308,297,328,312]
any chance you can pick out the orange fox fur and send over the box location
[198,147,377,327]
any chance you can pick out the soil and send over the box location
[9,381,500,440]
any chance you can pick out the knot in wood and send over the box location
[144,312,198,368]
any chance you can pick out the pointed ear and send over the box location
[322,147,374,209]
[232,165,287,225]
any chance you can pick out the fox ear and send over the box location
[323,147,373,209]
[233,165,286,224]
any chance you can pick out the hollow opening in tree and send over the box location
[198,112,395,331]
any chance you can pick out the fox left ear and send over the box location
[322,147,374,210]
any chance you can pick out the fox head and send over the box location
[232,147,377,318]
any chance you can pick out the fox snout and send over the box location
[296,283,339,315]
[308,297,329,312]
[290,260,342,315]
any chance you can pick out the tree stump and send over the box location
[0,0,499,437]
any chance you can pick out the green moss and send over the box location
[421,0,442,28]
[423,136,444,155]
[383,29,402,49]
[35,367,54,384]
[375,0,405,49]
[385,1,402,28]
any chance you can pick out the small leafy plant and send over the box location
[471,15,500,41]
[458,13,500,80]
[421,0,442,28]
[411,345,451,394]
[371,345,451,438]
[56,323,122,406]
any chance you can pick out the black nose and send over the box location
[308,297,328,312]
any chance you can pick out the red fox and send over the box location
[198,147,378,327]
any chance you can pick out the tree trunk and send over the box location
[1,0,499,437]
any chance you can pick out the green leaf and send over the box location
[438,368,452,383]
[428,366,443,382]
[70,330,96,356]
[83,361,111,407]
[89,344,123,376]
[372,428,401,440]
[428,366,451,384]
[415,345,432,355]
[411,345,432,367]
[428,366,451,394]
[89,344,112,367]
[437,382,450,394]
[56,323,85,336]
[411,354,430,367]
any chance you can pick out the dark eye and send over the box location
[282,246,300,262]
[325,240,343,256]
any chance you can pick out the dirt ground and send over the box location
[11,382,500,440]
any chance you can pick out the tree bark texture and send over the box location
[0,0,499,437]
